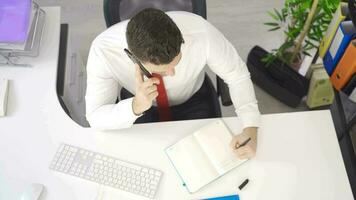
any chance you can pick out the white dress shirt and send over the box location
[85,11,260,130]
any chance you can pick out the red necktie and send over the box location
[152,73,172,121]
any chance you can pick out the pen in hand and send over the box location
[235,137,251,149]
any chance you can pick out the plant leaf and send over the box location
[302,50,312,57]
[264,22,279,27]
[274,8,283,21]
[267,11,279,21]
[268,26,281,31]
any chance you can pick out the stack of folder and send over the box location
[323,21,356,75]
[317,2,356,103]
[0,1,46,66]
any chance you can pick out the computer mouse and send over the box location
[21,183,44,200]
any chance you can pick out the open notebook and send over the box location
[166,119,247,193]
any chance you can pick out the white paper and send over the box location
[329,27,344,58]
[166,134,218,193]
[194,120,246,174]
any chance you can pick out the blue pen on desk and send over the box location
[203,194,239,200]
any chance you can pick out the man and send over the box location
[86,8,260,159]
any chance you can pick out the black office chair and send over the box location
[57,24,71,118]
[103,0,233,115]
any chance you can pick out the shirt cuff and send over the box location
[119,97,142,124]
[238,111,261,129]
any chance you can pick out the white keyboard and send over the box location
[49,144,163,199]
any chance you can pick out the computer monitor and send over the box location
[0,0,32,43]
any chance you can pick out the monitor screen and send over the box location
[0,0,32,43]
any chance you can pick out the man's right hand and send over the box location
[132,65,159,115]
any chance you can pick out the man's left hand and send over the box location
[230,127,258,159]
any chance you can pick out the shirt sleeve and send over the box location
[85,42,141,130]
[205,21,261,129]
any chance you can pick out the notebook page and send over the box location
[194,120,246,175]
[166,134,218,193]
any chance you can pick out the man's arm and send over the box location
[205,21,260,129]
[85,43,141,130]
[204,20,261,158]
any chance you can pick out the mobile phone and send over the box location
[124,48,153,78]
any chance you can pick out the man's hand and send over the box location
[132,65,159,115]
[230,127,258,159]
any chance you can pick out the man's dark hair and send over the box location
[126,8,184,65]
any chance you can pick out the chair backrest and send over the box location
[57,24,71,117]
[103,0,206,28]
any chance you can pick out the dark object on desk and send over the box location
[330,91,356,199]
[247,46,309,107]
[103,0,233,107]
[238,178,249,190]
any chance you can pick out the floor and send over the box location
[36,0,310,118]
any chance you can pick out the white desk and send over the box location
[0,7,353,200]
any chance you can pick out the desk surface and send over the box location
[0,7,353,200]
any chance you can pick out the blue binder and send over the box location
[323,21,356,75]
[203,194,240,200]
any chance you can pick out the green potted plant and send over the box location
[247,0,340,107]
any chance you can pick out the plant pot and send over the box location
[247,46,310,107]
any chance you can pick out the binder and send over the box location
[323,21,356,75]
[319,2,349,58]
[330,39,356,90]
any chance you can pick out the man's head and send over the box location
[126,8,184,76]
